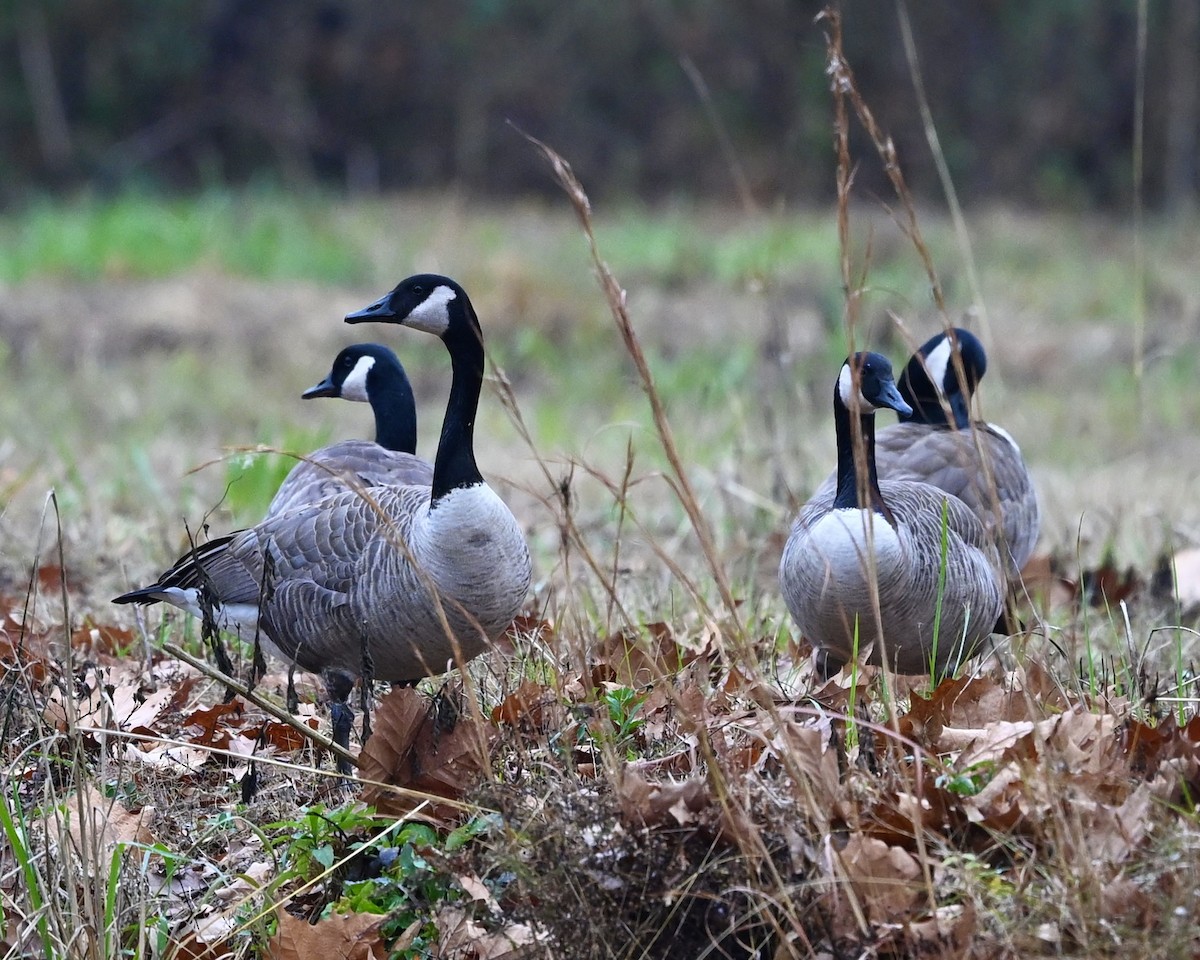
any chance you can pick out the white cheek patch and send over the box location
[922,337,953,396]
[341,356,376,402]
[838,363,877,410]
[405,284,457,335]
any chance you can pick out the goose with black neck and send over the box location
[811,329,1039,577]
[115,278,530,771]
[267,342,432,517]
[780,352,1005,677]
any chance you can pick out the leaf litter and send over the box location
[5,564,1200,959]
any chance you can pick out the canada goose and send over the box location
[267,343,432,517]
[780,352,1005,677]
[811,329,1039,576]
[115,276,531,766]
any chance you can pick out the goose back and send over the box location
[872,422,1037,574]
[266,442,432,517]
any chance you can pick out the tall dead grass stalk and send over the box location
[519,129,747,650]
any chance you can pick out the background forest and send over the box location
[3,0,1198,209]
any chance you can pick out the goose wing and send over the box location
[875,422,1039,572]
[222,485,424,673]
[880,479,1005,671]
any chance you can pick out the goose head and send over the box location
[836,351,912,419]
[344,274,478,343]
[899,327,986,428]
[302,343,418,454]
[345,274,486,501]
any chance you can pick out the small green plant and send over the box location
[223,430,332,522]
[0,787,51,955]
[846,616,861,750]
[261,805,502,957]
[601,685,648,750]
[936,760,996,798]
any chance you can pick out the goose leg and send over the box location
[324,669,356,775]
[359,629,375,742]
[286,664,299,714]
[358,678,373,742]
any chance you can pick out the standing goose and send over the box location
[267,343,432,517]
[780,352,1005,677]
[115,277,531,762]
[811,329,1039,577]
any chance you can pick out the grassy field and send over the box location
[3,187,1200,957]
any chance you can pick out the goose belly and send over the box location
[148,587,295,664]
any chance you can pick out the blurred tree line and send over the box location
[1,0,1196,209]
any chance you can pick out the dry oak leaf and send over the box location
[1018,552,1076,609]
[951,706,1116,771]
[433,906,547,959]
[758,714,843,805]
[358,686,495,820]
[874,901,977,956]
[269,909,386,960]
[616,765,710,827]
[491,678,561,731]
[184,700,247,750]
[833,833,924,920]
[70,620,138,659]
[596,621,688,689]
[60,784,156,860]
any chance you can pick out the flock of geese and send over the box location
[114,273,1038,761]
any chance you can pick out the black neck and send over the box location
[432,304,485,502]
[902,365,972,429]
[946,391,971,429]
[370,375,418,454]
[833,393,890,517]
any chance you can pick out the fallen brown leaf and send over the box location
[60,784,157,859]
[616,765,709,828]
[834,833,923,920]
[269,909,387,960]
[358,687,495,822]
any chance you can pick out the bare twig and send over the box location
[895,0,992,346]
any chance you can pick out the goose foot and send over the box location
[813,649,847,680]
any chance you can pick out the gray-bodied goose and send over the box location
[115,277,531,761]
[780,352,1005,677]
[811,329,1039,577]
[267,343,432,517]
